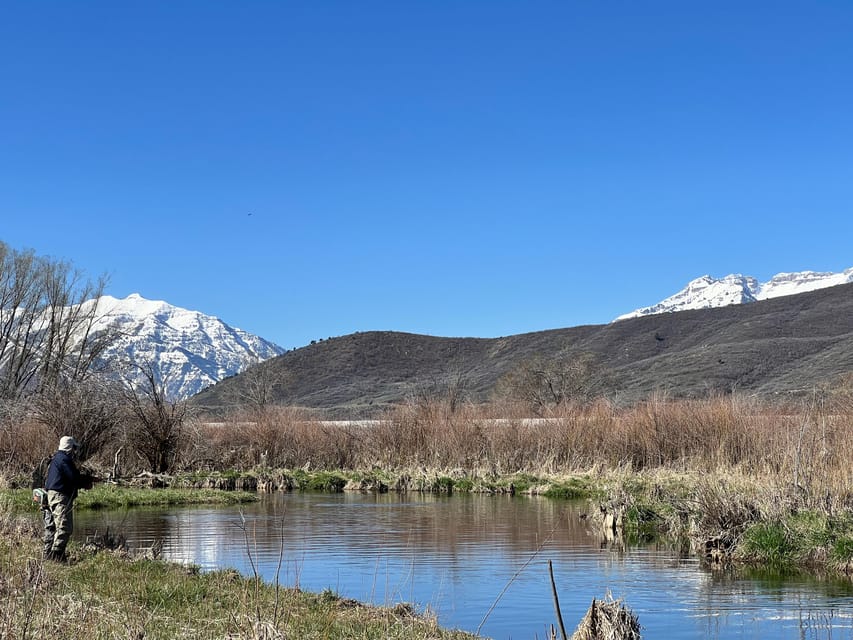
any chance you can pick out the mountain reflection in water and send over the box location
[74,492,853,639]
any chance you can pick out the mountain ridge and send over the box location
[85,293,285,399]
[616,267,853,320]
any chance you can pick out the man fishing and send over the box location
[41,436,95,563]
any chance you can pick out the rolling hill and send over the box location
[191,282,853,417]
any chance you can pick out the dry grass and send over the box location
[6,391,853,514]
[177,394,853,504]
[0,417,53,481]
[568,594,641,640]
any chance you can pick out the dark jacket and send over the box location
[45,450,82,496]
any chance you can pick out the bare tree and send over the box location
[229,360,285,418]
[39,262,114,388]
[123,362,187,473]
[0,244,44,397]
[32,374,124,462]
[497,352,607,415]
[0,241,117,399]
[412,370,470,415]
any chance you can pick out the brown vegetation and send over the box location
[6,388,853,506]
[568,595,641,640]
[185,391,853,501]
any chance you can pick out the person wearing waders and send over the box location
[43,436,88,563]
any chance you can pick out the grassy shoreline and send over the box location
[0,528,478,640]
[4,484,259,512]
[6,393,853,582]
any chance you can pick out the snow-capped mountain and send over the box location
[84,293,285,399]
[616,267,853,321]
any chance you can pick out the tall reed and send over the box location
[6,390,853,507]
[176,392,853,503]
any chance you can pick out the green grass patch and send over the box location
[737,512,853,568]
[506,473,540,493]
[2,489,39,513]
[291,470,347,492]
[433,476,455,492]
[0,486,257,514]
[542,477,593,500]
[453,478,475,492]
[831,536,853,565]
[739,522,794,564]
[349,469,394,484]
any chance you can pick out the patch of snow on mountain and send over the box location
[757,268,853,300]
[616,267,853,321]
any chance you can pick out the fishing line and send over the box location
[475,505,569,636]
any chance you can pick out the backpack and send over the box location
[31,455,52,490]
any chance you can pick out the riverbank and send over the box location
[580,469,853,577]
[171,394,853,577]
[162,465,853,578]
[0,503,479,640]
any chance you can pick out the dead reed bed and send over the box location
[5,392,853,514]
[183,394,853,499]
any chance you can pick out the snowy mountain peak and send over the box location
[87,294,284,399]
[616,267,853,321]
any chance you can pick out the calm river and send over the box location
[74,492,853,639]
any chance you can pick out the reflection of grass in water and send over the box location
[716,562,853,608]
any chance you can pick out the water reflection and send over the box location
[74,493,853,639]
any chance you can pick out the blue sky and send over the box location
[2,2,852,349]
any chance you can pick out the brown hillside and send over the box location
[191,282,853,416]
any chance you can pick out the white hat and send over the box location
[59,436,79,452]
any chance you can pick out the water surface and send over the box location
[74,492,853,639]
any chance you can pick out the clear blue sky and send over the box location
[2,2,852,349]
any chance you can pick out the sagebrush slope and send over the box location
[192,282,853,416]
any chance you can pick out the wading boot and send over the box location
[46,549,68,564]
